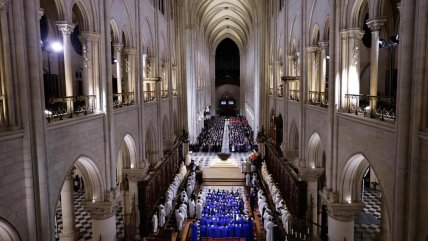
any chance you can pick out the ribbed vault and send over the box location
[193,0,256,52]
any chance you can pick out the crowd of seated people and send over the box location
[228,116,254,152]
[190,116,225,152]
[191,188,254,241]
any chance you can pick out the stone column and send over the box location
[319,41,329,94]
[124,48,136,104]
[79,33,96,96]
[83,197,121,241]
[347,29,364,94]
[306,47,314,95]
[56,22,75,97]
[300,168,325,236]
[113,43,124,101]
[366,18,386,109]
[0,0,17,128]
[59,174,76,241]
[321,192,364,241]
[123,169,144,239]
[379,194,390,241]
[149,57,157,101]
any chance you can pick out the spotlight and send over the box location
[50,41,63,52]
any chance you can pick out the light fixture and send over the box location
[50,41,63,52]
[326,55,330,60]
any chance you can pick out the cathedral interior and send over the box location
[0,0,427,241]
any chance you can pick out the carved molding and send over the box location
[79,32,101,42]
[124,47,137,55]
[82,194,122,219]
[56,22,75,35]
[319,41,329,49]
[299,167,325,182]
[319,188,365,221]
[113,43,124,52]
[366,18,387,32]
[123,168,148,182]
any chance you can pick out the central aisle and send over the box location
[221,119,230,153]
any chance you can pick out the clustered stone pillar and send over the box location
[56,22,75,98]
[59,174,76,241]
[366,18,386,110]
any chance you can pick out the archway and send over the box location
[145,126,158,167]
[0,218,20,241]
[340,153,389,240]
[54,156,108,240]
[117,134,137,189]
[215,38,240,116]
[307,132,325,169]
[289,121,299,157]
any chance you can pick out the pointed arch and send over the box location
[322,16,331,41]
[71,1,90,31]
[162,116,170,141]
[121,26,131,47]
[339,153,371,203]
[289,121,299,151]
[145,124,157,167]
[307,132,325,168]
[0,217,20,241]
[109,19,120,43]
[351,0,369,29]
[311,24,320,46]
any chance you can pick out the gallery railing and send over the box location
[344,94,396,121]
[309,91,328,108]
[113,92,135,108]
[45,95,96,122]
[143,91,156,103]
[289,89,300,102]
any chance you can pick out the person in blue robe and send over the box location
[214,225,221,238]
[191,223,199,241]
[207,224,213,237]
[228,224,234,237]
[200,224,207,237]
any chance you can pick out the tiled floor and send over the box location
[354,188,381,241]
[55,189,124,241]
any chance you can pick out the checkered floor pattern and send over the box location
[354,188,381,241]
[190,152,251,169]
[55,189,124,240]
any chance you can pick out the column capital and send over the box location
[56,22,75,35]
[320,188,364,221]
[366,18,387,32]
[347,28,364,40]
[306,45,320,53]
[113,43,124,52]
[82,194,122,219]
[123,168,148,182]
[299,167,325,182]
[319,41,329,49]
[124,47,137,55]
[79,32,100,43]
[0,0,9,12]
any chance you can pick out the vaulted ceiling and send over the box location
[193,0,256,52]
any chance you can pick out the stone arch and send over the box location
[117,134,137,190]
[142,18,154,56]
[145,125,157,167]
[109,19,120,43]
[351,0,369,29]
[322,16,330,41]
[173,111,179,137]
[162,116,170,141]
[307,132,325,168]
[311,24,320,46]
[121,26,131,47]
[289,121,299,151]
[61,156,104,202]
[0,217,20,241]
[339,153,372,203]
[71,1,90,31]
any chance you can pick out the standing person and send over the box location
[245,172,251,187]
[176,209,184,231]
[196,200,203,219]
[151,211,158,234]
[188,197,196,218]
[158,205,166,228]
[265,218,275,241]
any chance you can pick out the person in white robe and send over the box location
[158,206,166,228]
[175,210,184,231]
[151,212,158,234]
